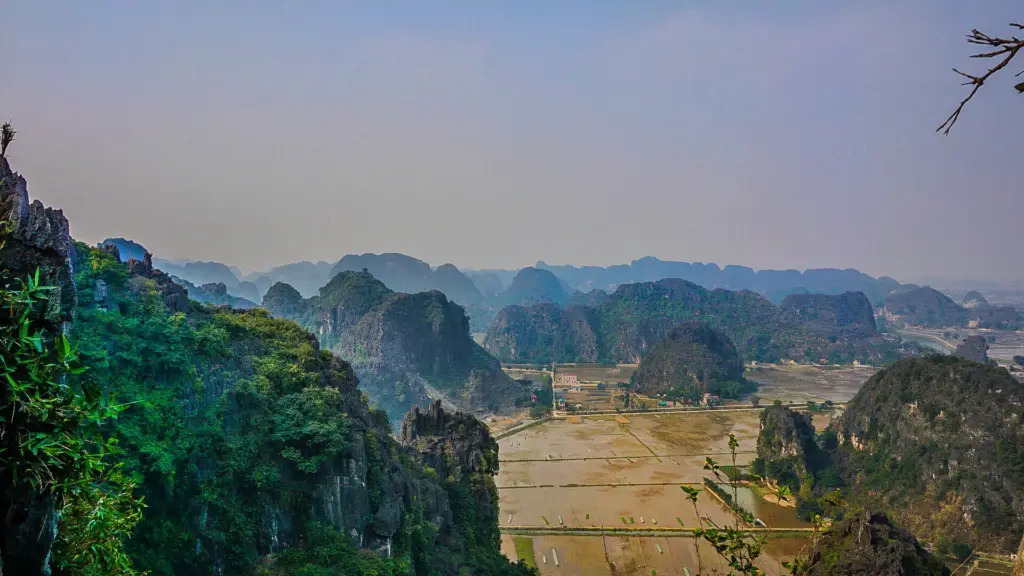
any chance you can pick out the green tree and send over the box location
[0,266,143,575]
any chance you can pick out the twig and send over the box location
[938,23,1024,134]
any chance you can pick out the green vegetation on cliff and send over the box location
[834,355,1024,552]
[264,271,526,425]
[630,321,750,401]
[803,511,951,576]
[486,279,910,365]
[65,244,533,575]
[754,355,1024,554]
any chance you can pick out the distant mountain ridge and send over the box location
[527,257,909,304]
[881,286,1023,329]
[485,278,913,365]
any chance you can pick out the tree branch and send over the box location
[938,23,1024,135]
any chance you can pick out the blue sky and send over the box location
[2,1,1022,282]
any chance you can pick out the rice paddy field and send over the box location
[490,363,887,575]
[744,364,877,404]
[496,410,811,575]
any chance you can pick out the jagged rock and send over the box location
[99,237,147,262]
[124,251,190,313]
[401,400,497,478]
[755,405,825,494]
[0,156,75,576]
[0,157,75,326]
[262,281,305,317]
[199,282,228,298]
[953,335,989,363]
[805,511,950,575]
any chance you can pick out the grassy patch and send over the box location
[513,537,537,569]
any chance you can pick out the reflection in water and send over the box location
[716,484,813,529]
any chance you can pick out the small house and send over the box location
[701,393,721,407]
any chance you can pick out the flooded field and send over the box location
[492,366,858,573]
[501,534,813,575]
[744,364,877,403]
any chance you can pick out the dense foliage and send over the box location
[486,279,911,365]
[67,244,532,575]
[265,271,525,425]
[0,263,143,575]
[754,355,1024,554]
[834,355,1024,552]
[882,287,969,328]
[630,321,751,401]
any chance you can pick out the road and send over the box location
[421,383,459,412]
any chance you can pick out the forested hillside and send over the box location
[485,279,912,365]
[0,155,531,576]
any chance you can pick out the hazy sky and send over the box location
[3,1,1022,282]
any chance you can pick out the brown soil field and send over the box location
[554,363,637,383]
[498,454,754,488]
[501,534,813,575]
[497,409,815,571]
[745,364,876,403]
[499,484,737,529]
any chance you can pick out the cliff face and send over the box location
[486,278,907,365]
[70,243,528,575]
[0,156,528,575]
[834,355,1024,552]
[501,267,569,307]
[882,287,967,328]
[953,335,989,363]
[266,272,526,424]
[780,291,877,338]
[0,156,76,575]
[805,511,950,576]
[755,406,821,494]
[484,303,598,363]
[631,321,747,399]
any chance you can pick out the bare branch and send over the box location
[938,23,1024,134]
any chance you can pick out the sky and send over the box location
[2,1,1022,283]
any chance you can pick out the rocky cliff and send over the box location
[0,154,529,575]
[882,287,968,328]
[0,156,77,575]
[953,335,990,363]
[484,303,598,363]
[630,321,748,400]
[501,266,569,307]
[804,511,950,576]
[834,355,1024,552]
[265,272,526,424]
[780,291,878,339]
[754,405,823,495]
[962,291,988,309]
